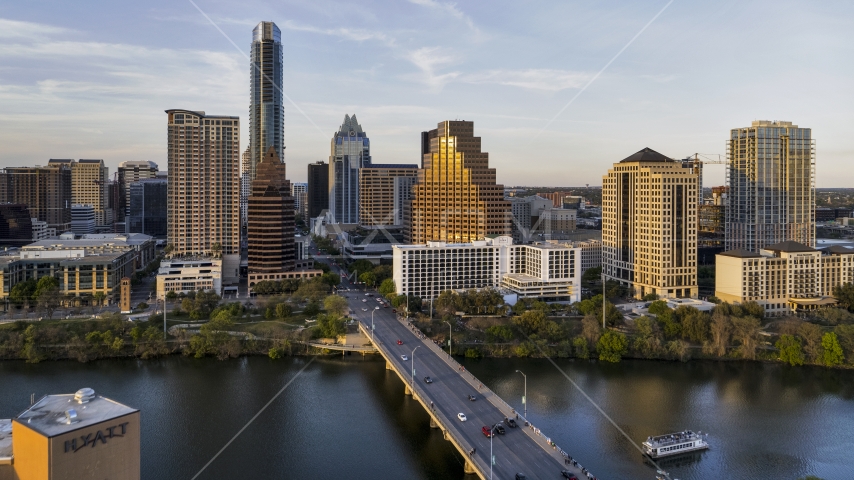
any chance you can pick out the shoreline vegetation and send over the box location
[2,263,854,371]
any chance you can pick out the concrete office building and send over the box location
[726,120,815,251]
[165,109,241,284]
[392,236,581,303]
[3,163,72,232]
[70,204,95,235]
[406,121,510,244]
[291,182,307,217]
[715,241,854,315]
[329,114,371,225]
[602,148,700,299]
[0,204,33,247]
[23,232,156,271]
[240,147,251,228]
[393,176,417,226]
[127,178,167,238]
[359,165,418,229]
[31,219,56,241]
[0,388,139,480]
[156,258,222,297]
[247,146,295,283]
[0,249,136,308]
[117,161,159,222]
[63,159,112,226]
[307,161,329,219]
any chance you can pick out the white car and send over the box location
[401,355,408,361]
[362,308,368,312]
[362,299,367,303]
[457,413,467,422]
[374,306,380,310]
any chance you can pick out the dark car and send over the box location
[560,471,578,480]
[467,394,477,401]
[481,426,493,437]
[493,423,505,434]
[505,418,518,428]
[424,376,433,384]
[515,474,527,480]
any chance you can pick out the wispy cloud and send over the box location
[0,18,75,39]
[408,0,478,32]
[461,69,590,92]
[641,73,678,83]
[403,46,461,90]
[281,20,396,46]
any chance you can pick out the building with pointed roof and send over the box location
[328,114,371,224]
[405,120,510,244]
[602,148,701,299]
[249,21,284,182]
[716,240,854,315]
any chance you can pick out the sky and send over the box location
[1,0,852,187]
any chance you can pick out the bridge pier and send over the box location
[463,460,477,475]
[404,385,412,396]
[385,360,393,370]
[429,417,439,429]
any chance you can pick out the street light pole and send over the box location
[601,271,606,329]
[489,424,498,480]
[515,370,527,418]
[444,320,452,356]
[162,295,167,340]
[411,346,420,384]
[371,309,376,343]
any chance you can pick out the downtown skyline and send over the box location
[0,1,853,188]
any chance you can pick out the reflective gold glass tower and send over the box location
[406,121,509,243]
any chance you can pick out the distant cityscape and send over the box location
[1,17,854,480]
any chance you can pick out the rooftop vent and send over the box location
[65,409,78,424]
[74,388,95,404]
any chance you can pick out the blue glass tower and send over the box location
[249,21,284,181]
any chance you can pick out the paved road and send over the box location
[321,262,590,479]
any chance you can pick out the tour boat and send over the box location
[642,430,709,458]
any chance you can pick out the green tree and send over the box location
[303,301,321,317]
[710,312,732,356]
[323,295,348,317]
[775,334,805,366]
[821,332,844,366]
[731,316,761,360]
[347,260,375,275]
[513,309,548,336]
[92,291,107,311]
[378,278,396,299]
[833,324,854,364]
[642,293,659,301]
[648,300,670,316]
[597,330,628,363]
[316,313,346,338]
[486,325,514,342]
[798,322,823,363]
[572,336,589,359]
[358,272,377,287]
[634,315,656,337]
[833,283,854,312]
[35,277,62,319]
[320,272,341,288]
[10,279,37,309]
[275,303,292,320]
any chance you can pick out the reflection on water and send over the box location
[461,358,854,480]
[1,356,853,480]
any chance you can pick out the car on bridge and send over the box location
[493,423,505,434]
[424,376,433,384]
[457,413,467,422]
[467,394,477,401]
[515,474,527,480]
[481,426,493,437]
[362,299,367,302]
[397,339,403,345]
[560,471,578,480]
[362,308,368,311]
[505,417,518,428]
[401,355,408,361]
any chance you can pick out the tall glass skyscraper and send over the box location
[726,121,815,251]
[328,114,371,224]
[249,21,284,181]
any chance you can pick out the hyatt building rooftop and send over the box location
[14,388,138,438]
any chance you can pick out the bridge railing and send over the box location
[398,315,593,478]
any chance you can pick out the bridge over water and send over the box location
[347,295,592,480]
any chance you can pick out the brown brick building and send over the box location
[406,121,510,243]
[248,146,294,277]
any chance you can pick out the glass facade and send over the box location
[329,114,371,224]
[249,21,284,182]
[726,121,815,251]
[127,178,167,238]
